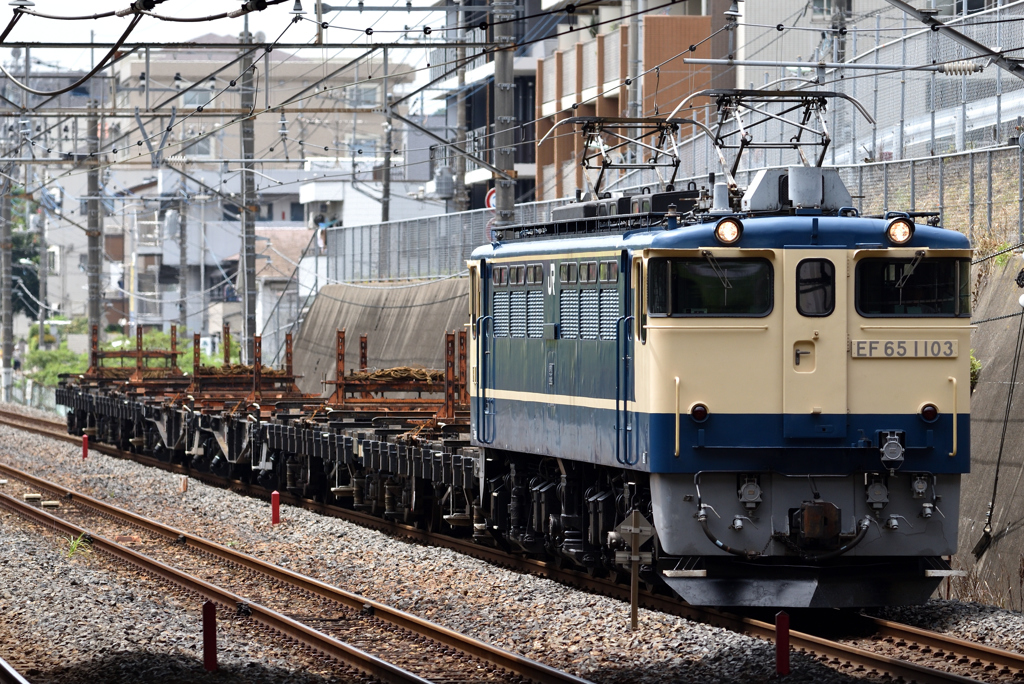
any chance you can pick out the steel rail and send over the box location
[0,488,431,684]
[870,618,1024,677]
[0,657,30,684]
[0,458,591,684]
[0,409,1012,683]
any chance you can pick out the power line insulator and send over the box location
[941,61,982,76]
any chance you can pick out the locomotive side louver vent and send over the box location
[493,291,510,338]
[559,290,580,339]
[580,290,599,340]
[510,291,527,338]
[527,291,544,339]
[599,289,619,340]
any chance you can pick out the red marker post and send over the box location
[82,434,88,460]
[203,600,218,672]
[271,490,280,525]
[776,610,790,675]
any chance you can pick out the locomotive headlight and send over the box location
[714,218,743,245]
[886,218,915,245]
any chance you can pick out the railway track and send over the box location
[0,460,589,684]
[3,408,1020,683]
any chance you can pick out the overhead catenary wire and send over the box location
[3,0,973,202]
[0,14,144,97]
[0,0,683,181]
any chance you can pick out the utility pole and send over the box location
[627,0,640,164]
[454,0,468,212]
[240,20,257,363]
[178,194,188,331]
[87,105,102,337]
[37,171,47,350]
[199,195,207,337]
[23,48,42,350]
[1,172,11,402]
[382,48,392,223]
[380,47,392,278]
[493,0,516,225]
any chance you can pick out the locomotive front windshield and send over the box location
[856,257,970,317]
[647,257,773,317]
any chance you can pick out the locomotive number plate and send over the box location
[851,340,958,358]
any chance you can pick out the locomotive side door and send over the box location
[781,249,848,438]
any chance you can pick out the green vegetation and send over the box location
[66,533,91,559]
[995,242,1013,267]
[25,347,89,386]
[101,328,241,375]
[22,319,245,386]
[971,349,982,392]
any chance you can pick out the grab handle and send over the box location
[474,315,494,445]
[948,376,957,458]
[674,376,680,457]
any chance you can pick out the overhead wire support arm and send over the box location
[682,57,983,74]
[880,0,1024,82]
[390,111,514,181]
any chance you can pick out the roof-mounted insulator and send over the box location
[941,61,983,76]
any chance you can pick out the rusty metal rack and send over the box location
[57,322,473,489]
[320,329,470,421]
[79,324,189,391]
[185,324,309,415]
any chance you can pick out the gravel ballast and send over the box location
[0,505,357,684]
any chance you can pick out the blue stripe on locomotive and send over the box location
[479,397,970,475]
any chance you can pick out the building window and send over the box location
[349,84,379,107]
[290,202,304,222]
[183,89,211,108]
[352,137,377,158]
[812,0,833,17]
[184,133,211,157]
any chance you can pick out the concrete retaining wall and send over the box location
[961,260,1024,608]
[291,278,470,396]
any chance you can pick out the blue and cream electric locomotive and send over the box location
[467,165,971,607]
